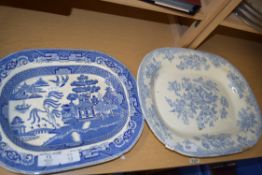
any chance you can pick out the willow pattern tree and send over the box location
[71,75,100,95]
[70,75,101,118]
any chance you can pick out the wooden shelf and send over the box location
[0,1,261,175]
[100,0,262,36]
[100,0,205,20]
[221,13,262,34]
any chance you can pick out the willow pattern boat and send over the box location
[137,48,262,157]
[0,49,143,174]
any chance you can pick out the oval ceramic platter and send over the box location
[0,49,143,174]
[137,48,262,157]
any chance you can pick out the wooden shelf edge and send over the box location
[99,0,205,20]
[100,0,262,35]
[221,13,262,34]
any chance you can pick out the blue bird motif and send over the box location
[49,75,69,87]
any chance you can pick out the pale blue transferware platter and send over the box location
[0,49,143,174]
[137,48,262,157]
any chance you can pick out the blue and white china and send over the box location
[137,48,262,157]
[0,49,144,174]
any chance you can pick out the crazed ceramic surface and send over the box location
[137,48,262,157]
[0,49,143,174]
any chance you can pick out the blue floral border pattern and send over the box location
[137,48,262,157]
[0,49,143,174]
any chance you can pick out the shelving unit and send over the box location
[100,0,206,20]
[100,0,261,48]
[221,13,262,34]
[0,0,261,175]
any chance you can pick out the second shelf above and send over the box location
[99,0,261,35]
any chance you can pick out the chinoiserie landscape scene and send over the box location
[8,73,128,149]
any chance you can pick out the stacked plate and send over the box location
[236,0,262,32]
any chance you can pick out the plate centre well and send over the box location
[153,69,237,138]
[2,66,128,151]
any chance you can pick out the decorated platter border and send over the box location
[0,49,144,174]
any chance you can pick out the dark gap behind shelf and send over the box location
[0,0,170,24]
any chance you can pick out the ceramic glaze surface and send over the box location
[137,48,262,157]
[0,49,143,174]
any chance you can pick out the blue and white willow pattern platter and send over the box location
[0,49,143,174]
[137,48,262,157]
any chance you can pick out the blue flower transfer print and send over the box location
[165,77,229,130]
[227,71,246,99]
[138,48,261,157]
[237,108,258,133]
[176,54,210,70]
